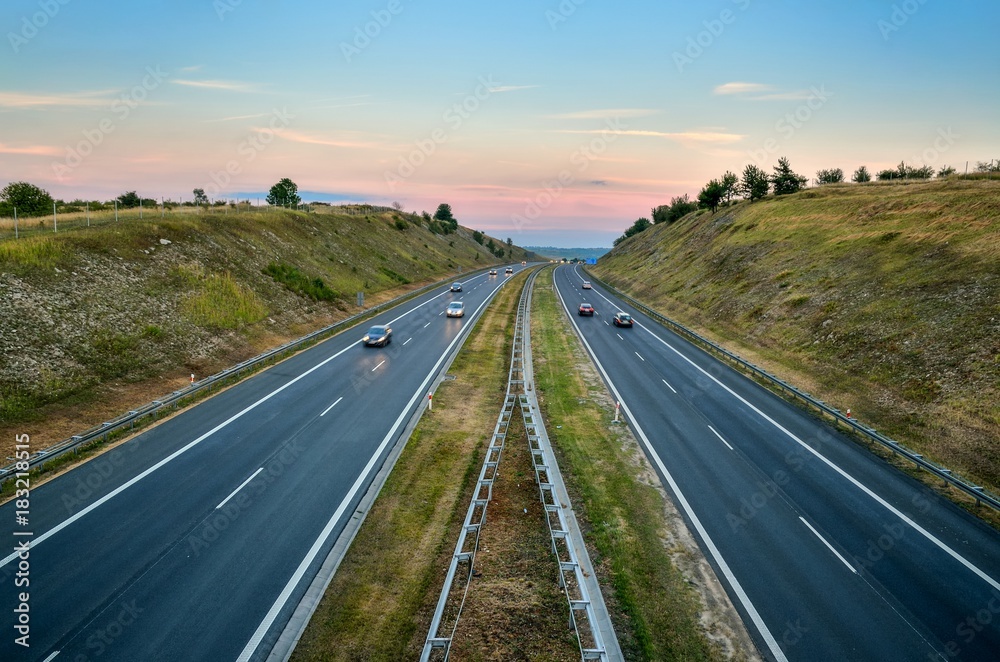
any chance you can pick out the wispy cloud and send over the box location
[487,84,540,93]
[548,108,658,120]
[0,90,115,108]
[0,142,61,156]
[172,79,257,92]
[278,129,394,150]
[557,129,744,144]
[714,82,773,96]
[205,112,276,122]
[179,64,203,72]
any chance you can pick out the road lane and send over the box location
[554,264,1000,661]
[0,265,530,662]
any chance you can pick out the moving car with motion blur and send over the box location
[612,312,633,328]
[446,301,465,317]
[578,303,595,316]
[362,324,393,347]
[450,282,463,292]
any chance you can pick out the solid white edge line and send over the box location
[0,285,467,570]
[708,425,734,451]
[800,517,857,574]
[320,396,343,417]
[554,267,790,662]
[634,312,1000,594]
[235,274,512,662]
[217,468,264,510]
[662,378,677,394]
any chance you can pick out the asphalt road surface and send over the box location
[555,265,1000,662]
[0,265,529,662]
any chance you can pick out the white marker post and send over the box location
[427,392,433,410]
[613,401,621,423]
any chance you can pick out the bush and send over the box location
[263,262,339,301]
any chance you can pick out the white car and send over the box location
[582,281,592,289]
[446,301,465,317]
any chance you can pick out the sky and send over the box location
[2,1,998,247]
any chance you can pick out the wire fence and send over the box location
[0,202,398,241]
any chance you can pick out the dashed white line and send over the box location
[708,425,734,450]
[616,333,623,340]
[662,379,677,393]
[424,322,432,328]
[403,337,412,345]
[42,653,60,662]
[217,468,264,510]
[635,352,645,362]
[320,396,343,417]
[371,360,385,372]
[800,517,857,574]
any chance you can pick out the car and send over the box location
[505,267,514,275]
[521,261,526,266]
[450,282,462,292]
[362,324,392,347]
[578,303,595,316]
[446,301,465,317]
[582,281,592,289]
[489,269,497,276]
[612,312,633,328]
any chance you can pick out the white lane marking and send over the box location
[604,320,609,326]
[616,333,623,340]
[42,653,60,662]
[708,425,734,451]
[371,360,385,372]
[216,468,264,510]
[636,301,1000,594]
[236,275,511,662]
[662,378,677,393]
[403,337,412,346]
[553,269,789,662]
[424,322,431,328]
[800,517,857,574]
[0,280,491,570]
[320,396,343,417]
[635,352,645,362]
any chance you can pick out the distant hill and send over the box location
[0,206,529,446]
[591,179,1000,496]
[526,246,610,261]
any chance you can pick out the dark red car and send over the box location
[579,303,595,316]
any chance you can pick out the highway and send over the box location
[0,265,529,662]
[553,265,1000,662]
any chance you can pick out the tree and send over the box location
[771,157,807,195]
[116,191,141,208]
[433,203,458,231]
[741,164,770,201]
[721,170,739,204]
[974,160,999,173]
[192,188,209,205]
[0,181,54,216]
[506,237,512,248]
[697,179,725,213]
[392,201,403,211]
[816,168,844,184]
[472,230,484,245]
[614,217,652,246]
[266,178,301,206]
[653,195,697,224]
[937,165,956,178]
[852,166,871,183]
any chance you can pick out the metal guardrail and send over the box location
[0,272,488,483]
[422,268,619,661]
[582,268,1000,513]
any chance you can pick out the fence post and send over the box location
[13,207,17,239]
[87,201,90,227]
[115,200,119,222]
[53,200,57,232]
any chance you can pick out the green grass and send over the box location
[531,268,724,661]
[182,271,268,329]
[594,178,1000,498]
[263,262,340,301]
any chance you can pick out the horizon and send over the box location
[2,1,998,248]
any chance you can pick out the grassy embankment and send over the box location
[0,205,529,454]
[593,178,1000,501]
[292,268,750,661]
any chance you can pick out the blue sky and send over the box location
[2,0,998,246]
